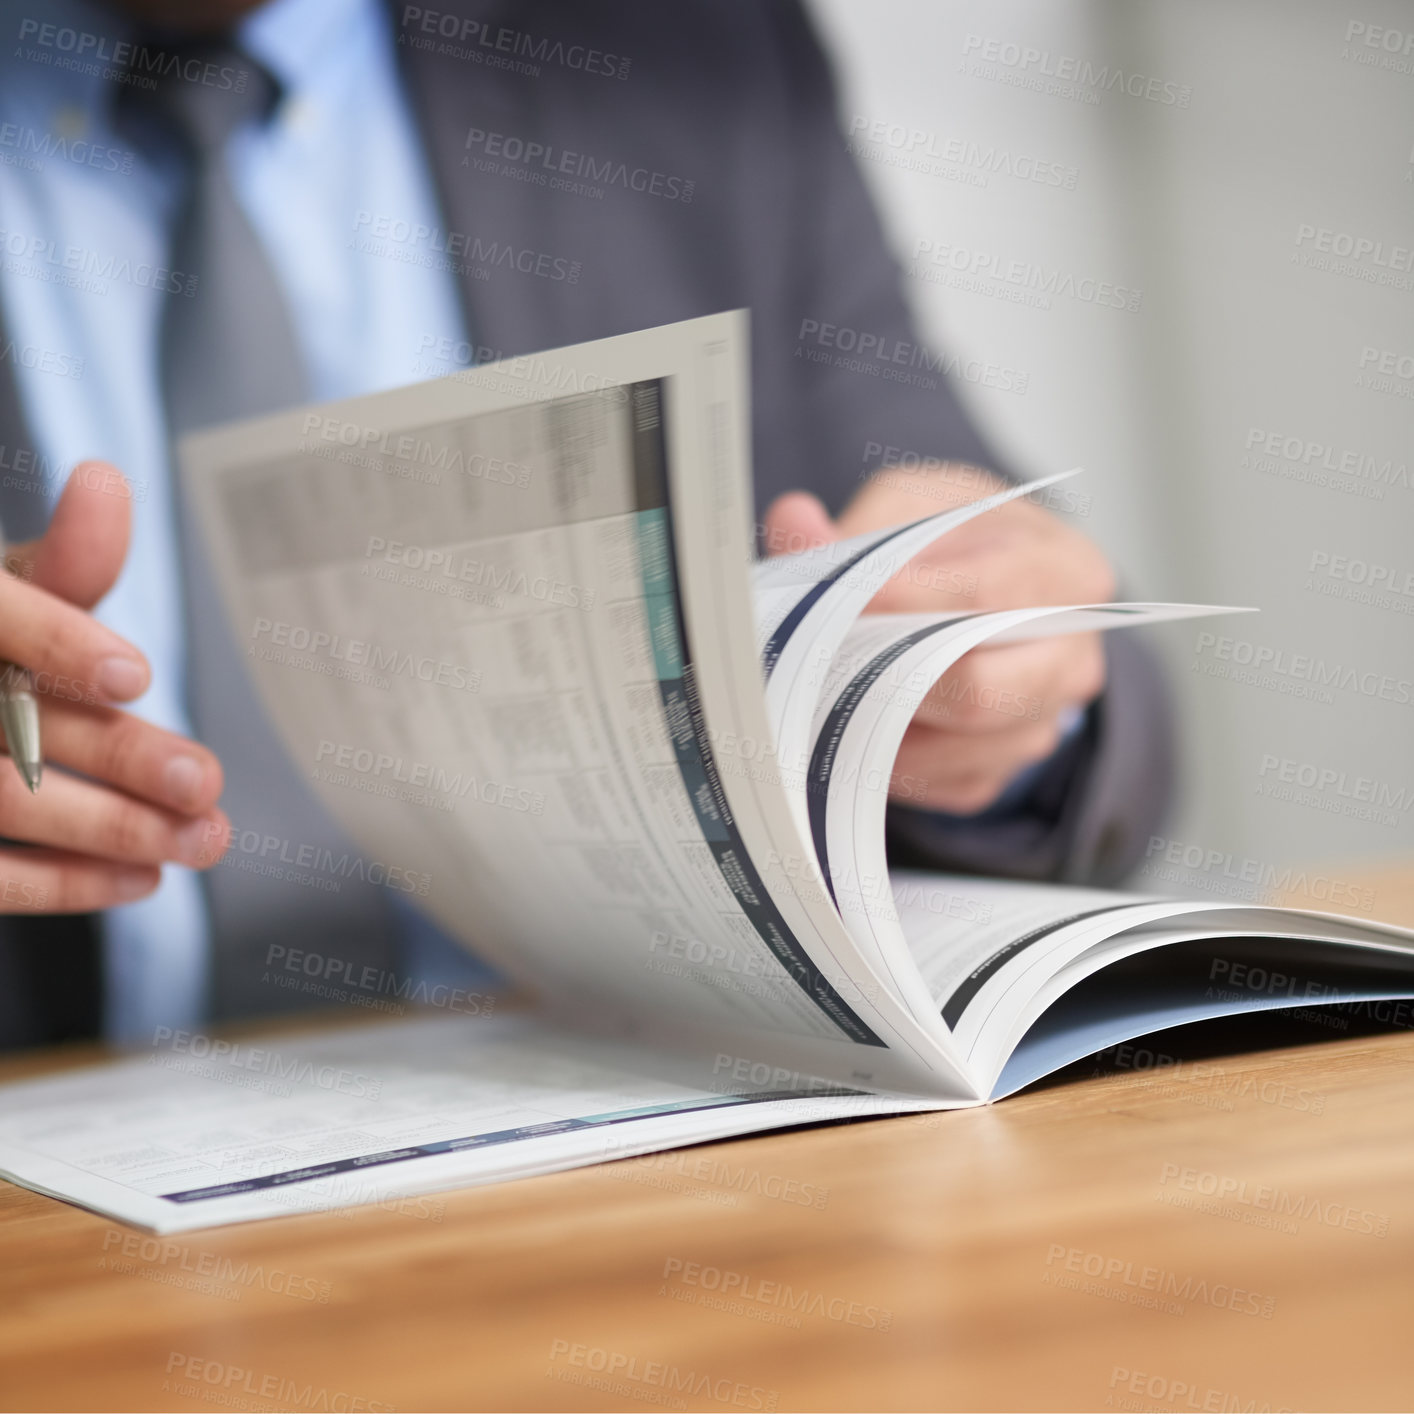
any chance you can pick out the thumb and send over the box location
[761,491,838,558]
[20,462,133,609]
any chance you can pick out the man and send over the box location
[0,0,1171,1047]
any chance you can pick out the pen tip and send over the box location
[19,761,40,794]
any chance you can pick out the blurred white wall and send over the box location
[811,0,1414,903]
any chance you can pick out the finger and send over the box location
[904,770,1018,816]
[0,767,229,869]
[0,849,160,914]
[831,465,1000,615]
[28,463,134,609]
[761,491,838,557]
[869,525,1114,616]
[893,753,1018,815]
[842,472,1115,616]
[33,695,224,815]
[910,516,1115,615]
[890,718,1069,814]
[0,569,150,703]
[837,462,1006,536]
[911,636,1106,735]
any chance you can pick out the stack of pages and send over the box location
[2,313,1410,1232]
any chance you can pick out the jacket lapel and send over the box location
[390,0,577,361]
[0,304,46,541]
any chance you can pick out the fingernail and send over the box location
[176,815,224,868]
[163,755,205,811]
[116,868,157,901]
[97,656,147,700]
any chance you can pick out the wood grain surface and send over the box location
[3,865,1412,1412]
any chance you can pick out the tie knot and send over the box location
[113,36,282,157]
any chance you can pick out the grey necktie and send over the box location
[116,39,398,1019]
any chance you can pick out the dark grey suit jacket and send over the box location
[0,0,1173,1040]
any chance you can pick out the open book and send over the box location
[2,312,1412,1233]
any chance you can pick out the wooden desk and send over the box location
[2,1011,1412,1412]
[3,862,1413,1412]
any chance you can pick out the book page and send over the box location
[893,869,1414,1093]
[969,903,1414,1088]
[0,1013,950,1232]
[800,604,1241,1020]
[992,930,1414,1098]
[894,869,1155,1026]
[181,313,974,1100]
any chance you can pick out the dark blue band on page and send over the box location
[940,907,1128,1028]
[631,381,886,1047]
[760,520,921,677]
[806,620,956,906]
[159,1086,862,1204]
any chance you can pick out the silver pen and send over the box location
[0,526,41,793]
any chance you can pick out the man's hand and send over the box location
[763,463,1115,815]
[0,463,230,914]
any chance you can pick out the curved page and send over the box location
[991,927,1414,1097]
[973,905,1414,1088]
[754,469,1080,841]
[806,604,1247,1007]
[181,313,972,1099]
[891,869,1414,1094]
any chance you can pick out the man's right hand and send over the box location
[0,463,230,914]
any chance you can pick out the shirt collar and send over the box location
[0,0,134,120]
[0,0,376,122]
[239,0,380,101]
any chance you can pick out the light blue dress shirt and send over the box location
[0,0,1074,1043]
[0,0,475,1041]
